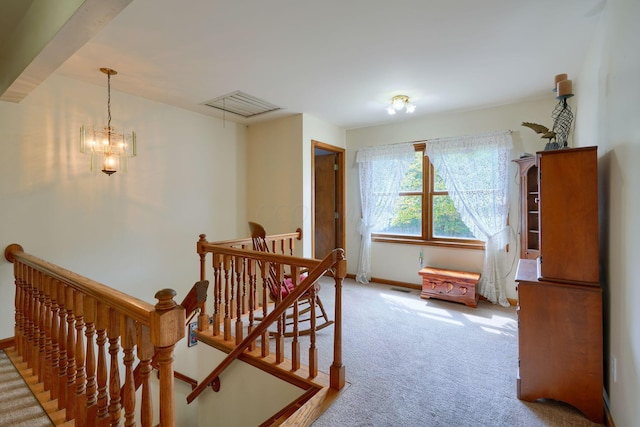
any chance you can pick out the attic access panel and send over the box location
[203,91,282,118]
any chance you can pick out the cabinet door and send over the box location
[538,147,599,284]
[517,280,604,423]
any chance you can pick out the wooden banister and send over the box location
[180,280,209,325]
[5,244,154,324]
[187,248,342,403]
[198,228,302,250]
[4,244,185,427]
[200,243,314,268]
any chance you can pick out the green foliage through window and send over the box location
[432,195,474,238]
[375,145,476,242]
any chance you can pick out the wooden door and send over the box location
[314,153,337,259]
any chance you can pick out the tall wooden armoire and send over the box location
[514,146,603,424]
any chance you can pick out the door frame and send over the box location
[311,140,345,259]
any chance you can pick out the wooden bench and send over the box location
[418,267,480,308]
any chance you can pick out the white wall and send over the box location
[575,0,640,425]
[245,114,346,257]
[345,98,557,300]
[245,115,303,246]
[0,73,248,423]
[196,344,303,427]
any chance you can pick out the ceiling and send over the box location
[1,0,605,130]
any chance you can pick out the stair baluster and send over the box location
[96,302,109,424]
[84,296,98,422]
[122,316,136,427]
[73,292,86,426]
[64,287,76,421]
[49,280,60,401]
[43,276,53,393]
[36,270,46,383]
[57,281,68,411]
[107,309,122,425]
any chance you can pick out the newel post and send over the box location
[330,249,347,390]
[4,244,24,353]
[150,289,185,427]
[197,234,208,282]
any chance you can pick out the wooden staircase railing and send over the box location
[187,232,346,408]
[3,244,185,427]
[180,279,209,326]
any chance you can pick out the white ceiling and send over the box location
[3,0,605,130]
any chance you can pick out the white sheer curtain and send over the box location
[425,131,513,306]
[355,143,415,284]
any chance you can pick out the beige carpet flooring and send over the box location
[0,350,53,427]
[310,278,605,427]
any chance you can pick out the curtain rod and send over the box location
[357,130,512,153]
[427,129,512,144]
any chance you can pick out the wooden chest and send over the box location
[418,267,480,308]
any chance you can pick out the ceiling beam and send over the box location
[0,0,132,103]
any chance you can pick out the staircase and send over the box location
[186,233,347,426]
[3,243,186,426]
[1,231,347,426]
[2,347,71,426]
[194,331,344,426]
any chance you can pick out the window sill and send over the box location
[371,236,485,251]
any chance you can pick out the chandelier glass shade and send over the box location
[386,95,416,115]
[80,68,136,176]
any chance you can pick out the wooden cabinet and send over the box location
[513,156,539,259]
[515,147,603,424]
[516,260,603,423]
[537,147,599,284]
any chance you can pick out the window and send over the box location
[372,143,483,248]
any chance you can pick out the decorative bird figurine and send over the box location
[521,122,560,150]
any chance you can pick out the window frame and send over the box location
[371,142,485,250]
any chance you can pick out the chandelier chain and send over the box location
[107,72,112,141]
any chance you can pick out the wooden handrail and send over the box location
[199,228,302,249]
[4,244,185,427]
[180,280,209,325]
[200,244,318,269]
[4,244,154,324]
[186,248,343,403]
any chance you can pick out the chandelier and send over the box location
[386,95,416,115]
[80,68,136,176]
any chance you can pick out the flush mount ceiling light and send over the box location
[386,95,416,115]
[80,68,136,176]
